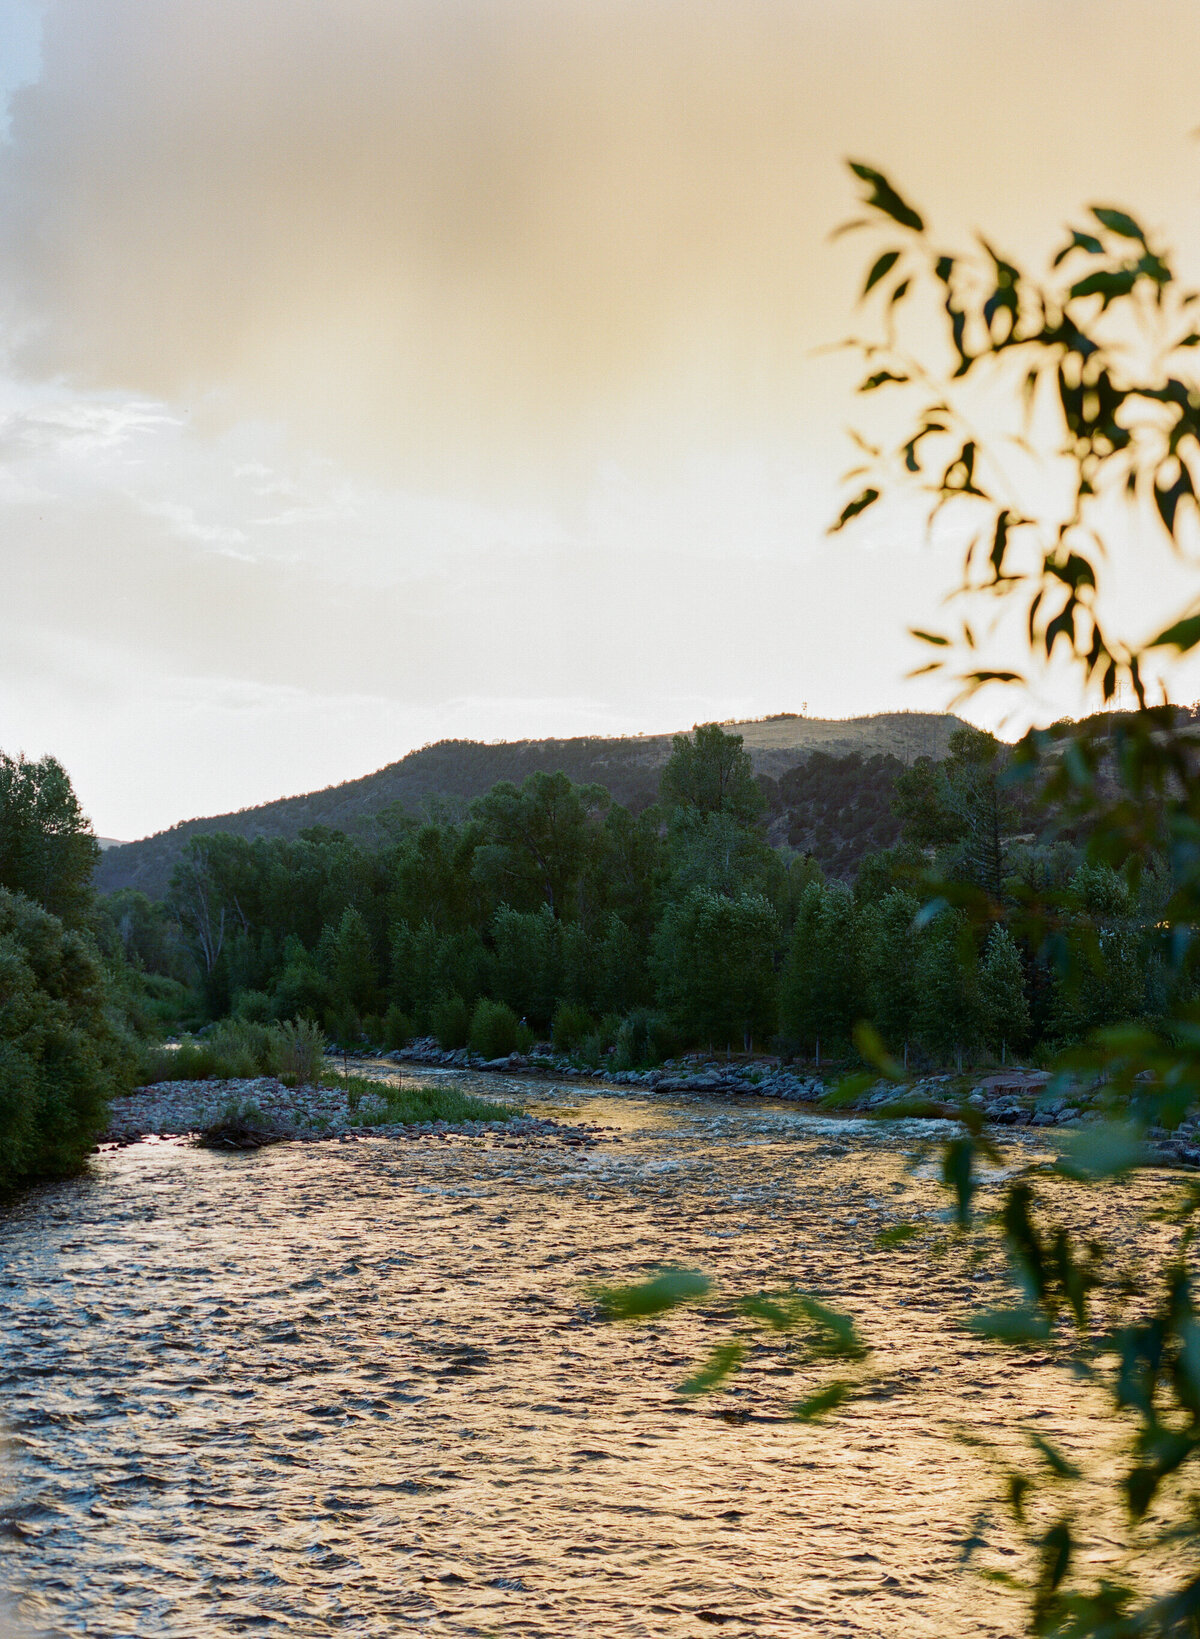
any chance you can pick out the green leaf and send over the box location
[791,1380,855,1421]
[589,1268,711,1320]
[860,370,909,391]
[848,161,925,233]
[910,628,950,646]
[738,1292,806,1331]
[1057,1120,1145,1181]
[794,1295,868,1361]
[1053,229,1104,266]
[820,1070,876,1109]
[677,1341,744,1396]
[862,249,901,297]
[1069,268,1137,307]
[1150,614,1200,654]
[966,1307,1052,1342]
[852,1020,904,1081]
[1028,1430,1082,1480]
[1091,205,1146,241]
[875,1222,923,1248]
[829,487,880,533]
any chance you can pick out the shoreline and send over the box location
[101,1073,609,1151]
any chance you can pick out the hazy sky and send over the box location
[2,0,1199,838]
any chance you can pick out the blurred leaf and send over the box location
[677,1342,744,1397]
[589,1269,711,1320]
[853,1021,905,1081]
[830,487,880,533]
[1029,1431,1082,1480]
[1057,1121,1146,1181]
[737,1292,807,1331]
[862,249,901,297]
[1090,205,1146,241]
[795,1295,869,1361]
[875,1222,924,1248]
[791,1379,855,1421]
[966,1307,1052,1342]
[821,1071,877,1109]
[1151,613,1200,654]
[848,161,925,232]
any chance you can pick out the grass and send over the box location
[321,1072,517,1127]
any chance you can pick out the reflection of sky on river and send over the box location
[0,1072,1190,1636]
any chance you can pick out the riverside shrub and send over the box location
[430,993,470,1049]
[0,888,135,1191]
[469,997,518,1059]
[551,1001,594,1054]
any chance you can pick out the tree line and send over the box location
[105,719,1199,1069]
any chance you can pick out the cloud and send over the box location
[0,0,849,487]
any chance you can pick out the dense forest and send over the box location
[100,716,1200,1073]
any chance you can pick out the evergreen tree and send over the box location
[914,909,983,1068]
[860,889,920,1056]
[654,888,778,1049]
[778,880,863,1055]
[979,925,1031,1057]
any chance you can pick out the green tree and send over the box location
[490,904,561,1028]
[321,906,379,1020]
[859,888,920,1057]
[472,772,608,918]
[658,723,764,826]
[893,726,1020,898]
[978,924,1030,1057]
[0,887,134,1190]
[653,888,778,1050]
[0,752,99,926]
[778,880,863,1057]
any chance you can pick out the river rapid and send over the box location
[0,1066,1184,1638]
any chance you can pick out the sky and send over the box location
[1,1,1199,840]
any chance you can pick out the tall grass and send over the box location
[324,1072,515,1126]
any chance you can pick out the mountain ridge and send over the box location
[96,711,964,898]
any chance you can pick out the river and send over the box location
[0,1066,1180,1637]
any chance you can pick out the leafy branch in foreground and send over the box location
[829,162,1200,1636]
[589,1270,870,1417]
[835,162,1200,714]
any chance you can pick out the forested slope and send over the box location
[98,712,962,897]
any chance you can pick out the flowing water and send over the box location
[0,1067,1183,1637]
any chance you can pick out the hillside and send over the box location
[95,711,964,898]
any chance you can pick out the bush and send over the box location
[0,888,136,1191]
[552,1001,595,1055]
[383,1003,414,1049]
[275,1017,325,1087]
[325,1001,361,1047]
[136,1015,325,1088]
[469,997,519,1060]
[430,993,470,1049]
[232,988,273,1023]
[612,1008,676,1070]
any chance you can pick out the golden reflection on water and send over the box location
[0,1071,1186,1636]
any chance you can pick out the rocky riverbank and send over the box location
[102,1076,609,1150]
[393,1040,1071,1123]
[387,1039,1200,1162]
